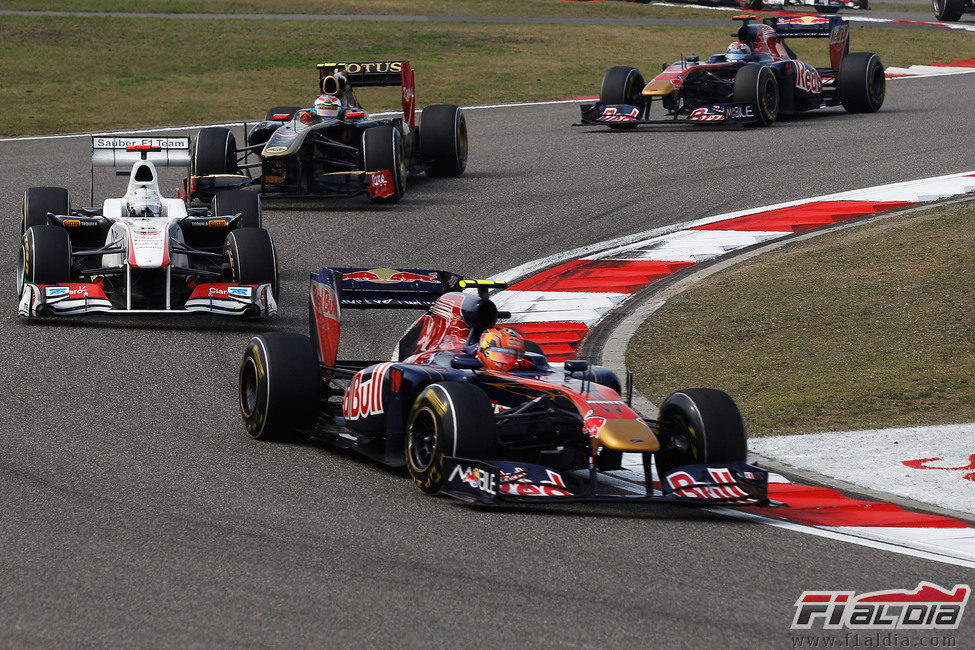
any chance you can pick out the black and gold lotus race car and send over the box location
[191,61,468,204]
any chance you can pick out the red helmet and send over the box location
[476,326,526,372]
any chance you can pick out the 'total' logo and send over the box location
[791,582,969,630]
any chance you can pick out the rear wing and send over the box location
[735,15,849,72]
[316,60,416,127]
[91,135,191,168]
[317,61,408,87]
[309,265,461,370]
[318,267,462,309]
[89,135,191,204]
[767,15,847,38]
[768,15,849,69]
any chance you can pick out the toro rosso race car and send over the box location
[18,136,278,319]
[932,0,974,21]
[238,269,770,506]
[735,0,867,13]
[576,15,884,128]
[191,60,468,204]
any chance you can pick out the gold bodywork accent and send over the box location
[642,79,676,97]
[598,419,659,452]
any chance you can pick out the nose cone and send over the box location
[642,79,676,97]
[596,418,659,452]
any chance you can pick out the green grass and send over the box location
[0,0,723,19]
[0,11,969,137]
[627,202,975,436]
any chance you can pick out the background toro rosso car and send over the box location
[735,0,867,13]
[932,0,974,21]
[191,60,467,204]
[18,136,278,319]
[238,268,770,506]
[577,15,884,128]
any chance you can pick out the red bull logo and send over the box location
[343,269,438,284]
[498,467,573,497]
[311,282,339,319]
[780,16,829,25]
[583,416,607,438]
[343,363,392,420]
[794,62,823,94]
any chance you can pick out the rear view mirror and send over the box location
[564,360,589,373]
[452,356,484,370]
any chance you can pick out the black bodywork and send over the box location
[192,61,467,203]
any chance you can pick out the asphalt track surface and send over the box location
[2,74,974,646]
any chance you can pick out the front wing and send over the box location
[442,457,770,506]
[19,282,277,318]
[575,103,759,127]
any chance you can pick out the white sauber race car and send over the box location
[18,136,278,319]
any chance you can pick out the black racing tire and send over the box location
[738,0,764,9]
[933,0,964,20]
[599,65,645,107]
[264,105,301,121]
[733,64,779,127]
[647,388,747,482]
[19,225,72,295]
[224,227,278,299]
[239,333,320,441]
[420,104,468,177]
[590,366,622,394]
[212,190,262,228]
[405,381,498,495]
[815,5,840,13]
[362,124,406,203]
[599,66,646,129]
[22,186,70,235]
[837,52,886,113]
[193,127,238,176]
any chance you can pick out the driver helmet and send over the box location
[127,187,163,218]
[314,94,344,119]
[726,41,752,62]
[476,326,526,372]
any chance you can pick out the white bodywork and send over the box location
[18,135,277,319]
[101,160,189,270]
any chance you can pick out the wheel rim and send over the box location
[239,357,259,418]
[624,71,638,105]
[760,73,779,122]
[658,412,699,471]
[408,407,439,471]
[392,130,406,195]
[455,114,468,169]
[867,60,885,106]
[16,241,26,295]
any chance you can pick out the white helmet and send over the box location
[726,42,752,62]
[314,94,344,119]
[128,187,162,218]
